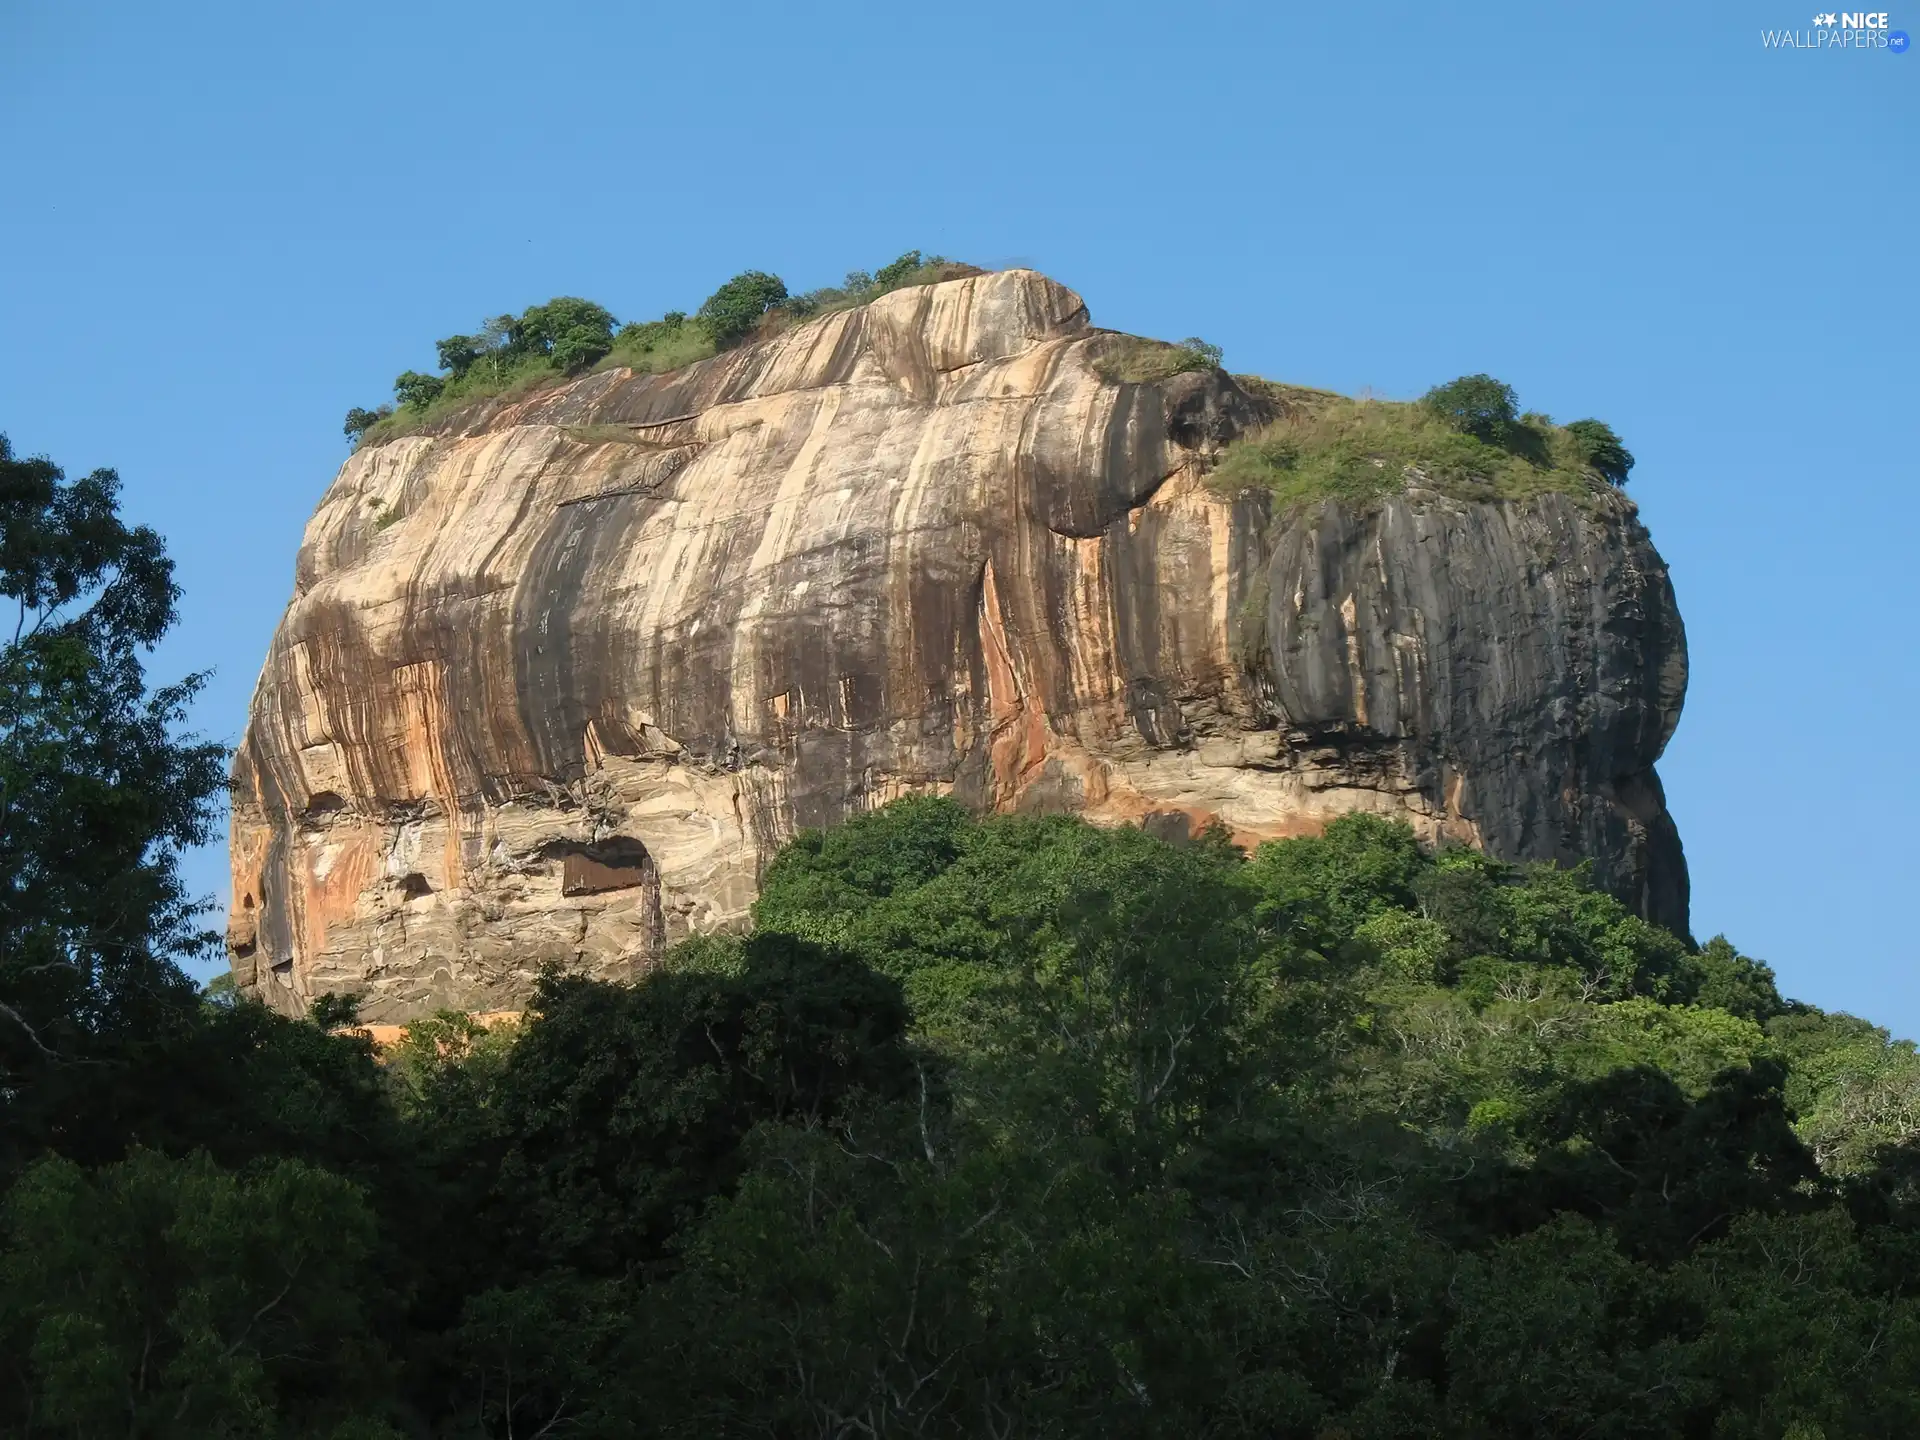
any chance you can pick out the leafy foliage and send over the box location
[0,435,224,1096]
[695,270,790,348]
[603,309,714,376]
[825,250,965,306]
[390,369,444,411]
[508,296,617,373]
[1422,372,1520,443]
[0,1149,395,1436]
[1566,415,1636,485]
[427,299,617,384]
[473,938,916,1281]
[8,790,1920,1433]
[341,405,391,445]
[873,248,933,290]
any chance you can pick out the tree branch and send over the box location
[0,999,58,1059]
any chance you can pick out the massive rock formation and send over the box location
[228,269,1688,1019]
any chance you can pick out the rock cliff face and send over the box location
[228,269,1688,1019]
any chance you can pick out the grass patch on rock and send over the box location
[558,423,664,446]
[1208,379,1628,513]
[598,315,717,376]
[1093,335,1225,385]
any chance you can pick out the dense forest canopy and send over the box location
[5,438,1920,1438]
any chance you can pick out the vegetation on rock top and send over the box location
[1207,371,1638,512]
[340,266,1643,536]
[344,250,974,450]
[1092,333,1226,384]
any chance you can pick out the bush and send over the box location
[1422,373,1520,444]
[1178,336,1225,368]
[697,271,790,348]
[1564,418,1635,486]
[392,370,445,411]
[873,250,928,290]
[342,406,392,445]
[603,311,715,376]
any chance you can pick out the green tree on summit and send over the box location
[509,297,616,373]
[390,298,616,416]
[391,369,445,411]
[342,405,392,444]
[1565,417,1636,485]
[696,270,788,348]
[1423,373,1520,444]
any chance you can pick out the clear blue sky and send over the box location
[2,1,1914,1029]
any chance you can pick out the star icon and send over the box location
[1822,11,1838,22]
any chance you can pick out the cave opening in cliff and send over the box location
[300,790,348,824]
[549,836,659,898]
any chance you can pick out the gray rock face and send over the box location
[1264,491,1689,931]
[227,269,1688,1020]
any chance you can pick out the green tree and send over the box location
[1475,1060,1822,1262]
[1565,417,1635,485]
[1680,1209,1920,1435]
[391,369,444,410]
[508,297,617,372]
[872,250,927,289]
[0,435,224,1095]
[659,827,1284,1437]
[1446,1216,1695,1437]
[433,332,484,377]
[452,1276,639,1440]
[1678,933,1783,1022]
[341,405,391,445]
[1176,336,1225,368]
[0,1148,397,1436]
[471,937,916,1282]
[1240,812,1424,951]
[696,270,788,348]
[1422,373,1520,444]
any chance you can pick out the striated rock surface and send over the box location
[229,269,1688,1019]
